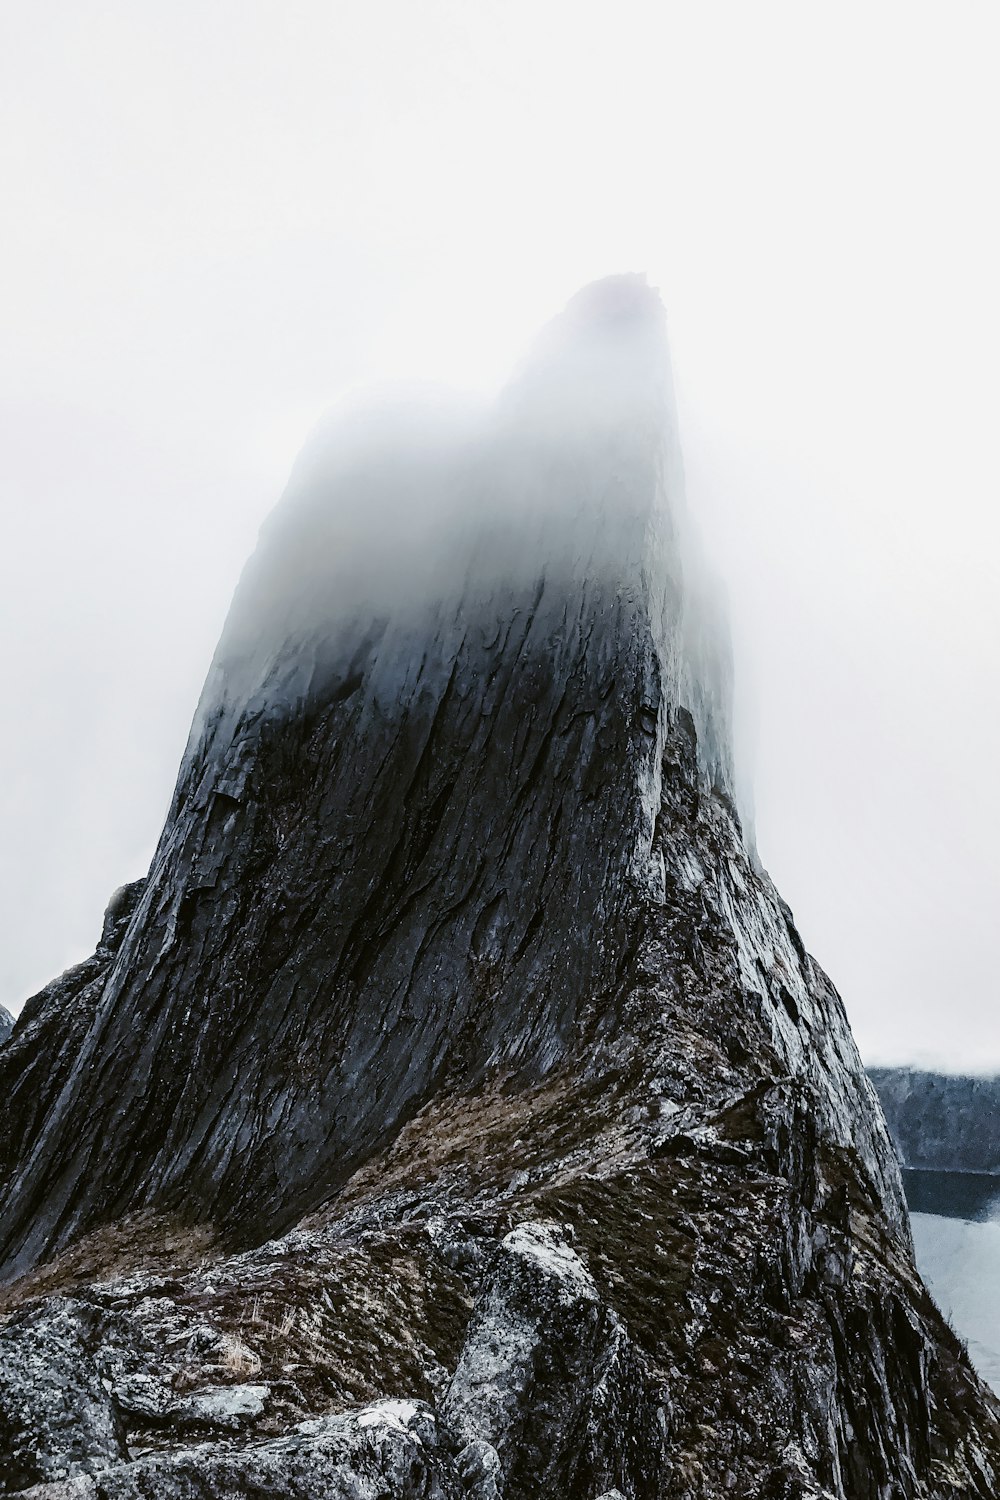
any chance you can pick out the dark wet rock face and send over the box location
[0,277,742,1269]
[870,1068,1000,1174]
[0,882,144,1205]
[1,277,999,1496]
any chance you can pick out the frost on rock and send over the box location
[353,1398,428,1437]
[500,1222,599,1301]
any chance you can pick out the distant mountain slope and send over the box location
[870,1067,1000,1174]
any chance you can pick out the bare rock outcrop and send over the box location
[0,1300,126,1491]
[10,1402,461,1499]
[1,278,998,1496]
[0,881,145,1202]
[444,1221,666,1499]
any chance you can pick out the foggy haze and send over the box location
[2,2,999,1071]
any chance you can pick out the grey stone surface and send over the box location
[444,1222,665,1499]
[174,1383,269,1429]
[0,1299,126,1492]
[0,881,144,1208]
[9,1402,461,1498]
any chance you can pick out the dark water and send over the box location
[903,1167,1000,1223]
[903,1168,1000,1394]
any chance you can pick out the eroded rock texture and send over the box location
[8,1401,463,1499]
[1,277,999,1497]
[0,883,144,1206]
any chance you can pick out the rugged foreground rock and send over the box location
[2,278,999,1496]
[870,1069,1000,1175]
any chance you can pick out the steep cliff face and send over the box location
[1,279,706,1268]
[0,1006,12,1047]
[870,1068,1000,1174]
[0,275,897,1275]
[0,883,144,1202]
[1,278,998,1498]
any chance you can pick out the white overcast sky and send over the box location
[1,1,998,1069]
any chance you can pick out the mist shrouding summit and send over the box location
[5,3,1000,1078]
[2,277,997,1500]
[204,274,736,800]
[0,275,747,1272]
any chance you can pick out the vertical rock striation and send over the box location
[0,280,723,1262]
[1,277,998,1497]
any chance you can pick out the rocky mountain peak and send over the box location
[1,281,998,1497]
[0,276,737,1276]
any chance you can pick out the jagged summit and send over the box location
[2,281,999,1498]
[0,277,738,1275]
